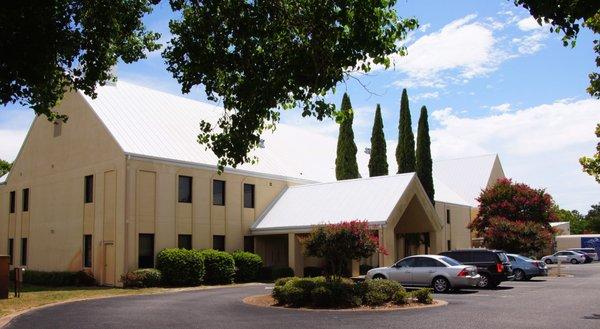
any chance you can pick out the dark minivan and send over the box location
[439,249,514,288]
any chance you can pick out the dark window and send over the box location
[395,257,416,268]
[440,256,461,266]
[413,257,445,268]
[244,184,255,208]
[441,251,471,263]
[178,176,192,203]
[84,175,94,203]
[83,235,92,267]
[244,236,254,253]
[9,191,15,213]
[138,234,155,268]
[22,188,29,212]
[213,235,225,251]
[447,240,451,251]
[507,255,516,262]
[53,121,62,137]
[446,209,451,224]
[8,239,13,265]
[473,251,496,263]
[21,238,27,266]
[178,234,192,249]
[213,180,225,206]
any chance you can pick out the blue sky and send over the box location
[1,1,599,212]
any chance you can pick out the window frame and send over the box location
[213,235,225,251]
[243,236,254,253]
[243,183,255,209]
[21,238,27,266]
[84,175,94,203]
[446,209,451,224]
[9,191,15,214]
[83,235,92,268]
[22,188,29,212]
[138,234,155,268]
[178,176,193,203]
[53,121,62,137]
[178,234,192,250]
[8,239,13,265]
[212,180,226,206]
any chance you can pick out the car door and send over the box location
[410,257,444,286]
[388,258,415,285]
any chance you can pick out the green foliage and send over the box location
[199,249,236,285]
[23,270,95,286]
[156,248,205,286]
[554,206,587,234]
[362,279,403,306]
[164,0,417,170]
[272,277,359,308]
[231,251,263,282]
[368,104,388,177]
[586,203,600,233]
[513,1,600,98]
[0,159,11,177]
[392,289,410,305]
[359,264,374,275]
[580,124,600,183]
[469,178,557,254]
[274,277,295,287]
[412,288,433,304]
[415,106,434,203]
[303,221,384,280]
[0,1,160,120]
[396,89,415,174]
[310,285,334,307]
[335,93,360,180]
[121,269,162,288]
[303,266,325,278]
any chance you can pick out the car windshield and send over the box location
[497,252,509,263]
[516,255,533,261]
[440,256,461,266]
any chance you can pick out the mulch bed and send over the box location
[243,294,446,312]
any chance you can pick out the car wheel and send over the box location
[514,269,526,281]
[477,274,492,289]
[544,259,553,265]
[570,259,579,264]
[372,274,386,280]
[432,276,451,293]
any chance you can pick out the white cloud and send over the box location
[0,129,27,162]
[429,99,600,211]
[489,103,512,112]
[411,91,440,101]
[517,17,544,31]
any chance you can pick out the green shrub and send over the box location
[156,248,205,286]
[231,251,262,282]
[23,270,96,286]
[326,278,361,307]
[303,266,324,278]
[392,289,410,305]
[412,288,433,304]
[274,277,294,287]
[363,279,404,306]
[310,285,333,307]
[200,249,236,285]
[272,285,288,305]
[121,269,162,288]
[359,264,374,275]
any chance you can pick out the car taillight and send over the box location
[457,268,469,277]
[497,263,503,273]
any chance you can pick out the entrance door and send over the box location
[103,242,115,286]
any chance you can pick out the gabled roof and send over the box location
[0,173,7,185]
[433,154,503,207]
[252,173,425,232]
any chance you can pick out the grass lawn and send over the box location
[0,284,170,318]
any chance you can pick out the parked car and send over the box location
[568,248,598,261]
[365,255,480,293]
[572,251,593,263]
[439,249,514,289]
[541,250,586,264]
[507,254,548,281]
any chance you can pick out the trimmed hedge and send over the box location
[156,248,205,286]
[121,269,162,288]
[362,279,404,306]
[23,270,96,286]
[200,249,236,285]
[412,288,433,304]
[231,251,262,282]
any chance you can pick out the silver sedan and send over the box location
[365,255,481,293]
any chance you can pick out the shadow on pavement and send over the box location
[583,314,600,320]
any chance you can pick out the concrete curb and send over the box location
[0,282,266,328]
[243,294,448,312]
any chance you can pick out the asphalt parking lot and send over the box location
[7,262,600,329]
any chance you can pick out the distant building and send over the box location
[0,82,505,285]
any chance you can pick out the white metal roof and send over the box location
[252,173,416,231]
[433,154,500,207]
[0,173,7,184]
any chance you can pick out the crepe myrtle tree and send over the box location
[164,0,418,171]
[469,178,557,254]
[302,220,386,281]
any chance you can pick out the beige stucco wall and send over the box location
[0,91,126,285]
[433,202,473,253]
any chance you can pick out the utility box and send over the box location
[0,255,8,299]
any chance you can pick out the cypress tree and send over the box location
[416,106,435,203]
[396,89,415,173]
[335,93,360,180]
[368,104,388,177]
